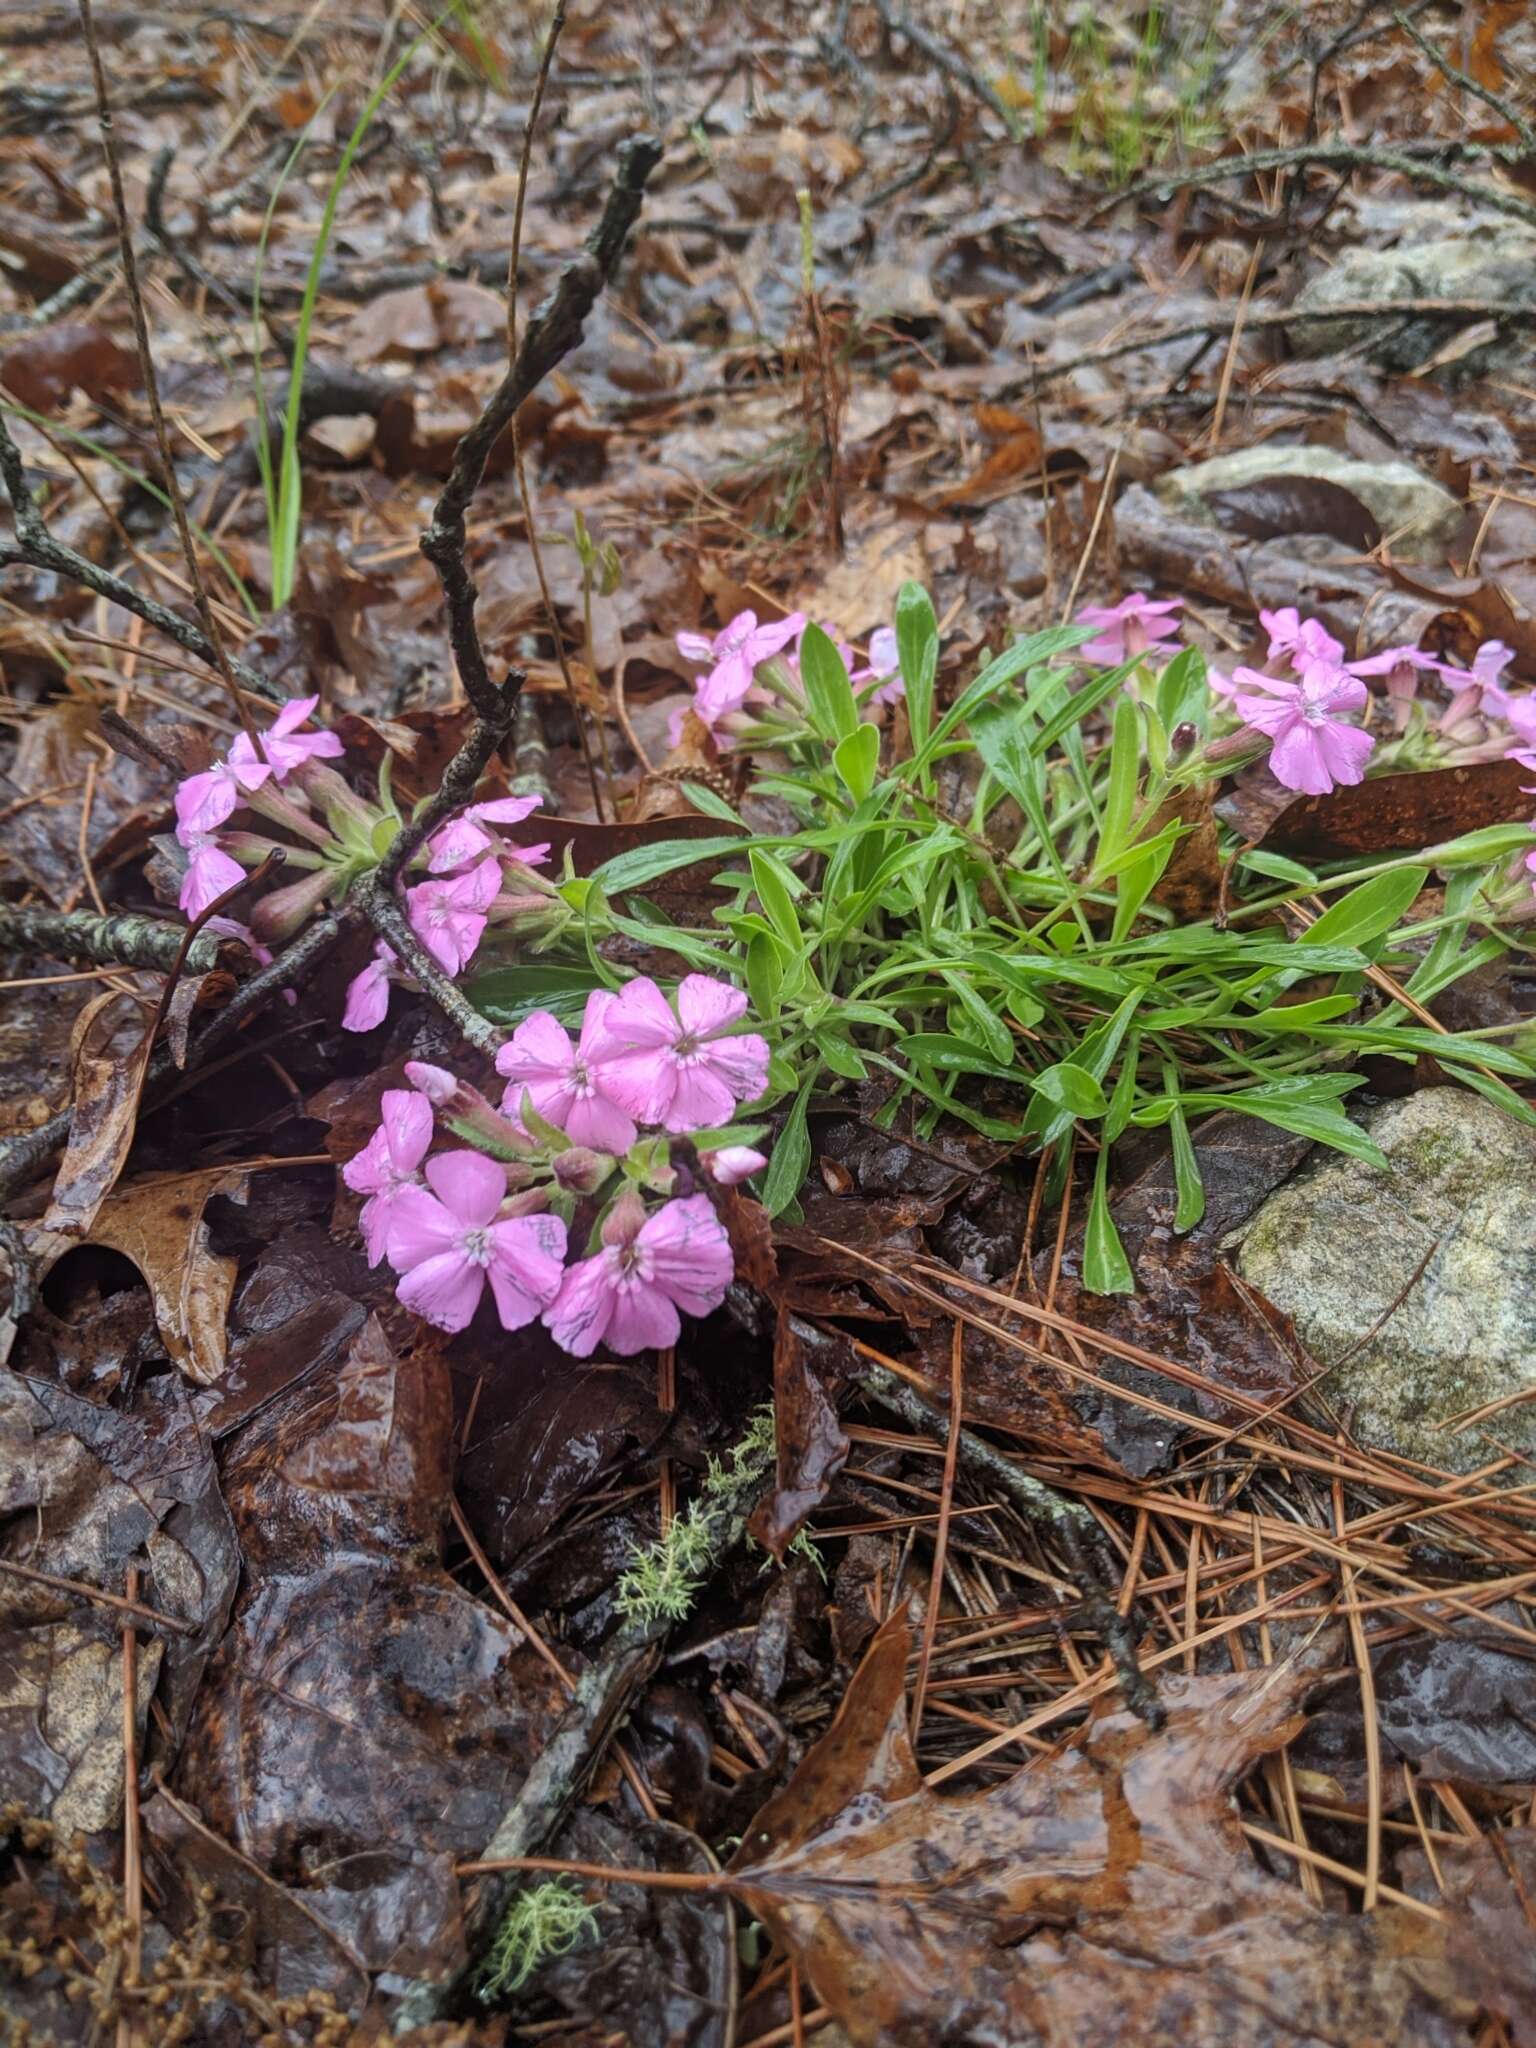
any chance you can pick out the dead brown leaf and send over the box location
[727,1611,1496,2047]
[42,989,156,1237]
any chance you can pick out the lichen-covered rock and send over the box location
[1288,226,1536,381]
[1156,445,1461,563]
[1236,1089,1536,1473]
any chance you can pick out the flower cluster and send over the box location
[342,974,770,1354]
[1075,592,1531,803]
[167,700,568,1020]
[672,611,901,747]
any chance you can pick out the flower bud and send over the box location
[551,1146,616,1195]
[403,1060,456,1106]
[249,867,333,943]
[600,1186,649,1249]
[699,1144,767,1185]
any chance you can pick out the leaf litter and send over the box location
[0,0,1535,2043]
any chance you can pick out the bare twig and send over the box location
[506,0,607,818]
[350,875,504,1056]
[0,412,279,701]
[1092,142,1536,230]
[1391,9,1536,151]
[374,682,527,890]
[869,0,1021,139]
[419,133,662,719]
[78,0,261,752]
[1011,295,1536,392]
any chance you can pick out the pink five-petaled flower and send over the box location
[178,831,246,918]
[495,995,638,1152]
[1258,608,1345,671]
[861,625,905,706]
[427,793,545,875]
[677,609,807,730]
[543,1190,733,1358]
[1231,661,1375,796]
[342,1088,433,1266]
[405,856,502,975]
[595,974,770,1134]
[342,940,398,1032]
[1074,593,1182,666]
[175,753,273,840]
[228,694,343,783]
[388,1150,568,1334]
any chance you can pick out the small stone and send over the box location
[1157,444,1461,563]
[1288,225,1536,382]
[1236,1089,1536,1473]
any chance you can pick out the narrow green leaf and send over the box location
[1083,1150,1135,1295]
[1031,1062,1108,1117]
[1300,866,1428,951]
[798,622,859,742]
[1168,1097,1206,1231]
[762,1075,815,1217]
[894,581,938,755]
[833,721,880,801]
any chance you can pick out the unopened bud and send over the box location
[551,1146,616,1195]
[249,867,333,943]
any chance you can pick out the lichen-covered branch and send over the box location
[0,904,228,975]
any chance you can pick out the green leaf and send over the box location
[745,929,786,1020]
[1094,695,1142,874]
[941,970,1015,1065]
[833,722,880,802]
[894,581,938,756]
[1237,849,1319,886]
[920,625,1098,759]
[749,848,804,946]
[1168,1097,1206,1231]
[1083,1150,1134,1295]
[812,1028,869,1080]
[1154,644,1209,737]
[1030,1062,1108,1117]
[593,833,754,892]
[762,1074,814,1217]
[1423,823,1536,865]
[798,622,860,743]
[1300,866,1428,951]
[467,961,608,1027]
[678,781,744,824]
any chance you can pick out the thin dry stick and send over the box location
[506,0,607,818]
[77,0,262,756]
[1391,8,1536,149]
[1332,1470,1383,1910]
[909,1319,963,1745]
[1206,242,1261,451]
[118,1565,143,2048]
[0,1554,195,1633]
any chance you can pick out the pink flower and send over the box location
[594,974,770,1134]
[228,694,343,783]
[1074,594,1182,665]
[677,610,807,730]
[342,1088,432,1265]
[388,1150,568,1333]
[427,794,545,874]
[1441,640,1516,694]
[858,625,904,706]
[342,941,398,1032]
[1231,661,1375,796]
[405,856,502,975]
[700,1144,768,1184]
[1344,644,1441,695]
[1259,609,1345,671]
[543,1191,733,1357]
[175,752,273,839]
[178,832,245,918]
[494,995,638,1152]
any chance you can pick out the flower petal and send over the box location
[497,1010,575,1083]
[1266,723,1334,795]
[660,1062,736,1133]
[424,1149,506,1226]
[397,1251,484,1332]
[604,1280,680,1355]
[381,1089,434,1172]
[675,973,747,1039]
[543,1253,618,1357]
[605,976,681,1051]
[386,1185,460,1269]
[638,1195,734,1316]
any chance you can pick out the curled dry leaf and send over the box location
[41,988,156,1238]
[34,1167,248,1384]
[727,1610,1500,2047]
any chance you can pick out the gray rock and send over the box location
[1289,225,1536,381]
[1157,444,1461,563]
[1236,1090,1536,1473]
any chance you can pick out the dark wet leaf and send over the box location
[40,990,155,1237]
[0,322,140,411]
[1232,759,1536,859]
[0,1368,238,1833]
[1206,476,1382,549]
[748,1313,850,1560]
[726,1610,1500,2048]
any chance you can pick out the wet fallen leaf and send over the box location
[35,1167,248,1384]
[1233,758,1535,858]
[748,1313,850,1560]
[0,322,140,411]
[1207,475,1383,550]
[41,990,155,1237]
[727,1610,1498,2047]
